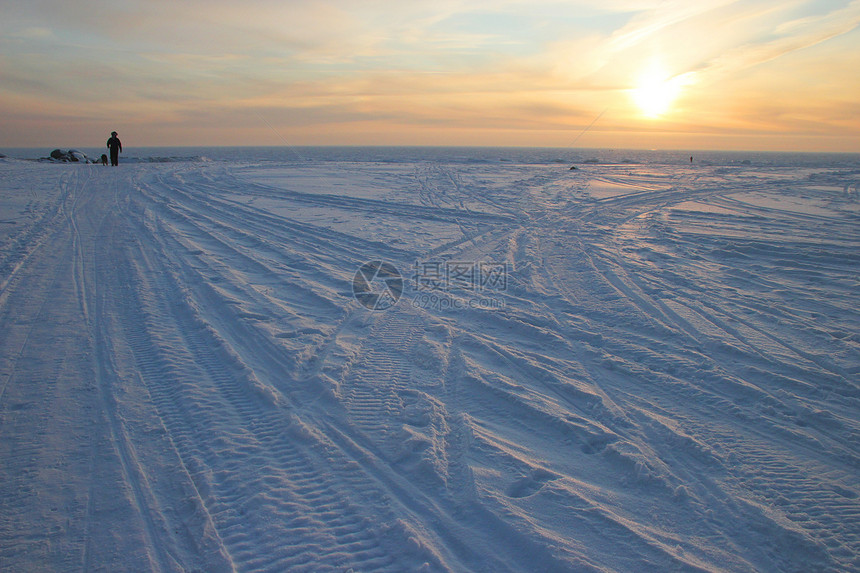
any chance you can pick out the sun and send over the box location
[633,77,679,118]
[632,63,686,118]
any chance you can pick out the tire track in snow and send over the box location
[117,232,397,571]
[0,167,76,407]
[231,168,517,226]
[504,164,857,570]
[700,424,857,571]
[327,302,582,571]
[1,167,192,571]
[152,167,410,263]
[5,157,856,572]
[106,165,444,571]
[0,167,69,305]
[79,171,232,572]
[575,168,857,568]
[131,174,355,386]
[340,310,419,447]
[613,189,858,396]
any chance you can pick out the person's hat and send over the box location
[111,131,117,135]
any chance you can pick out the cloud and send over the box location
[1,0,859,148]
[697,0,860,80]
[11,27,55,40]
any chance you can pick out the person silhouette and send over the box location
[107,131,122,166]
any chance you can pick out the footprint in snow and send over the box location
[507,468,559,499]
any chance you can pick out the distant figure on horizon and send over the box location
[107,131,122,166]
[690,155,693,163]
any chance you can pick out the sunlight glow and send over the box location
[1,1,858,150]
[632,62,687,118]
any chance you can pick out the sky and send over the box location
[1,0,859,151]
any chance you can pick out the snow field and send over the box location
[0,153,858,572]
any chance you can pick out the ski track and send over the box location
[0,157,858,572]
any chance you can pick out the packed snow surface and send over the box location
[1,147,858,572]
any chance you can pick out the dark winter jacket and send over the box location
[107,136,122,153]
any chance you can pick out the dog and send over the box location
[100,154,109,166]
